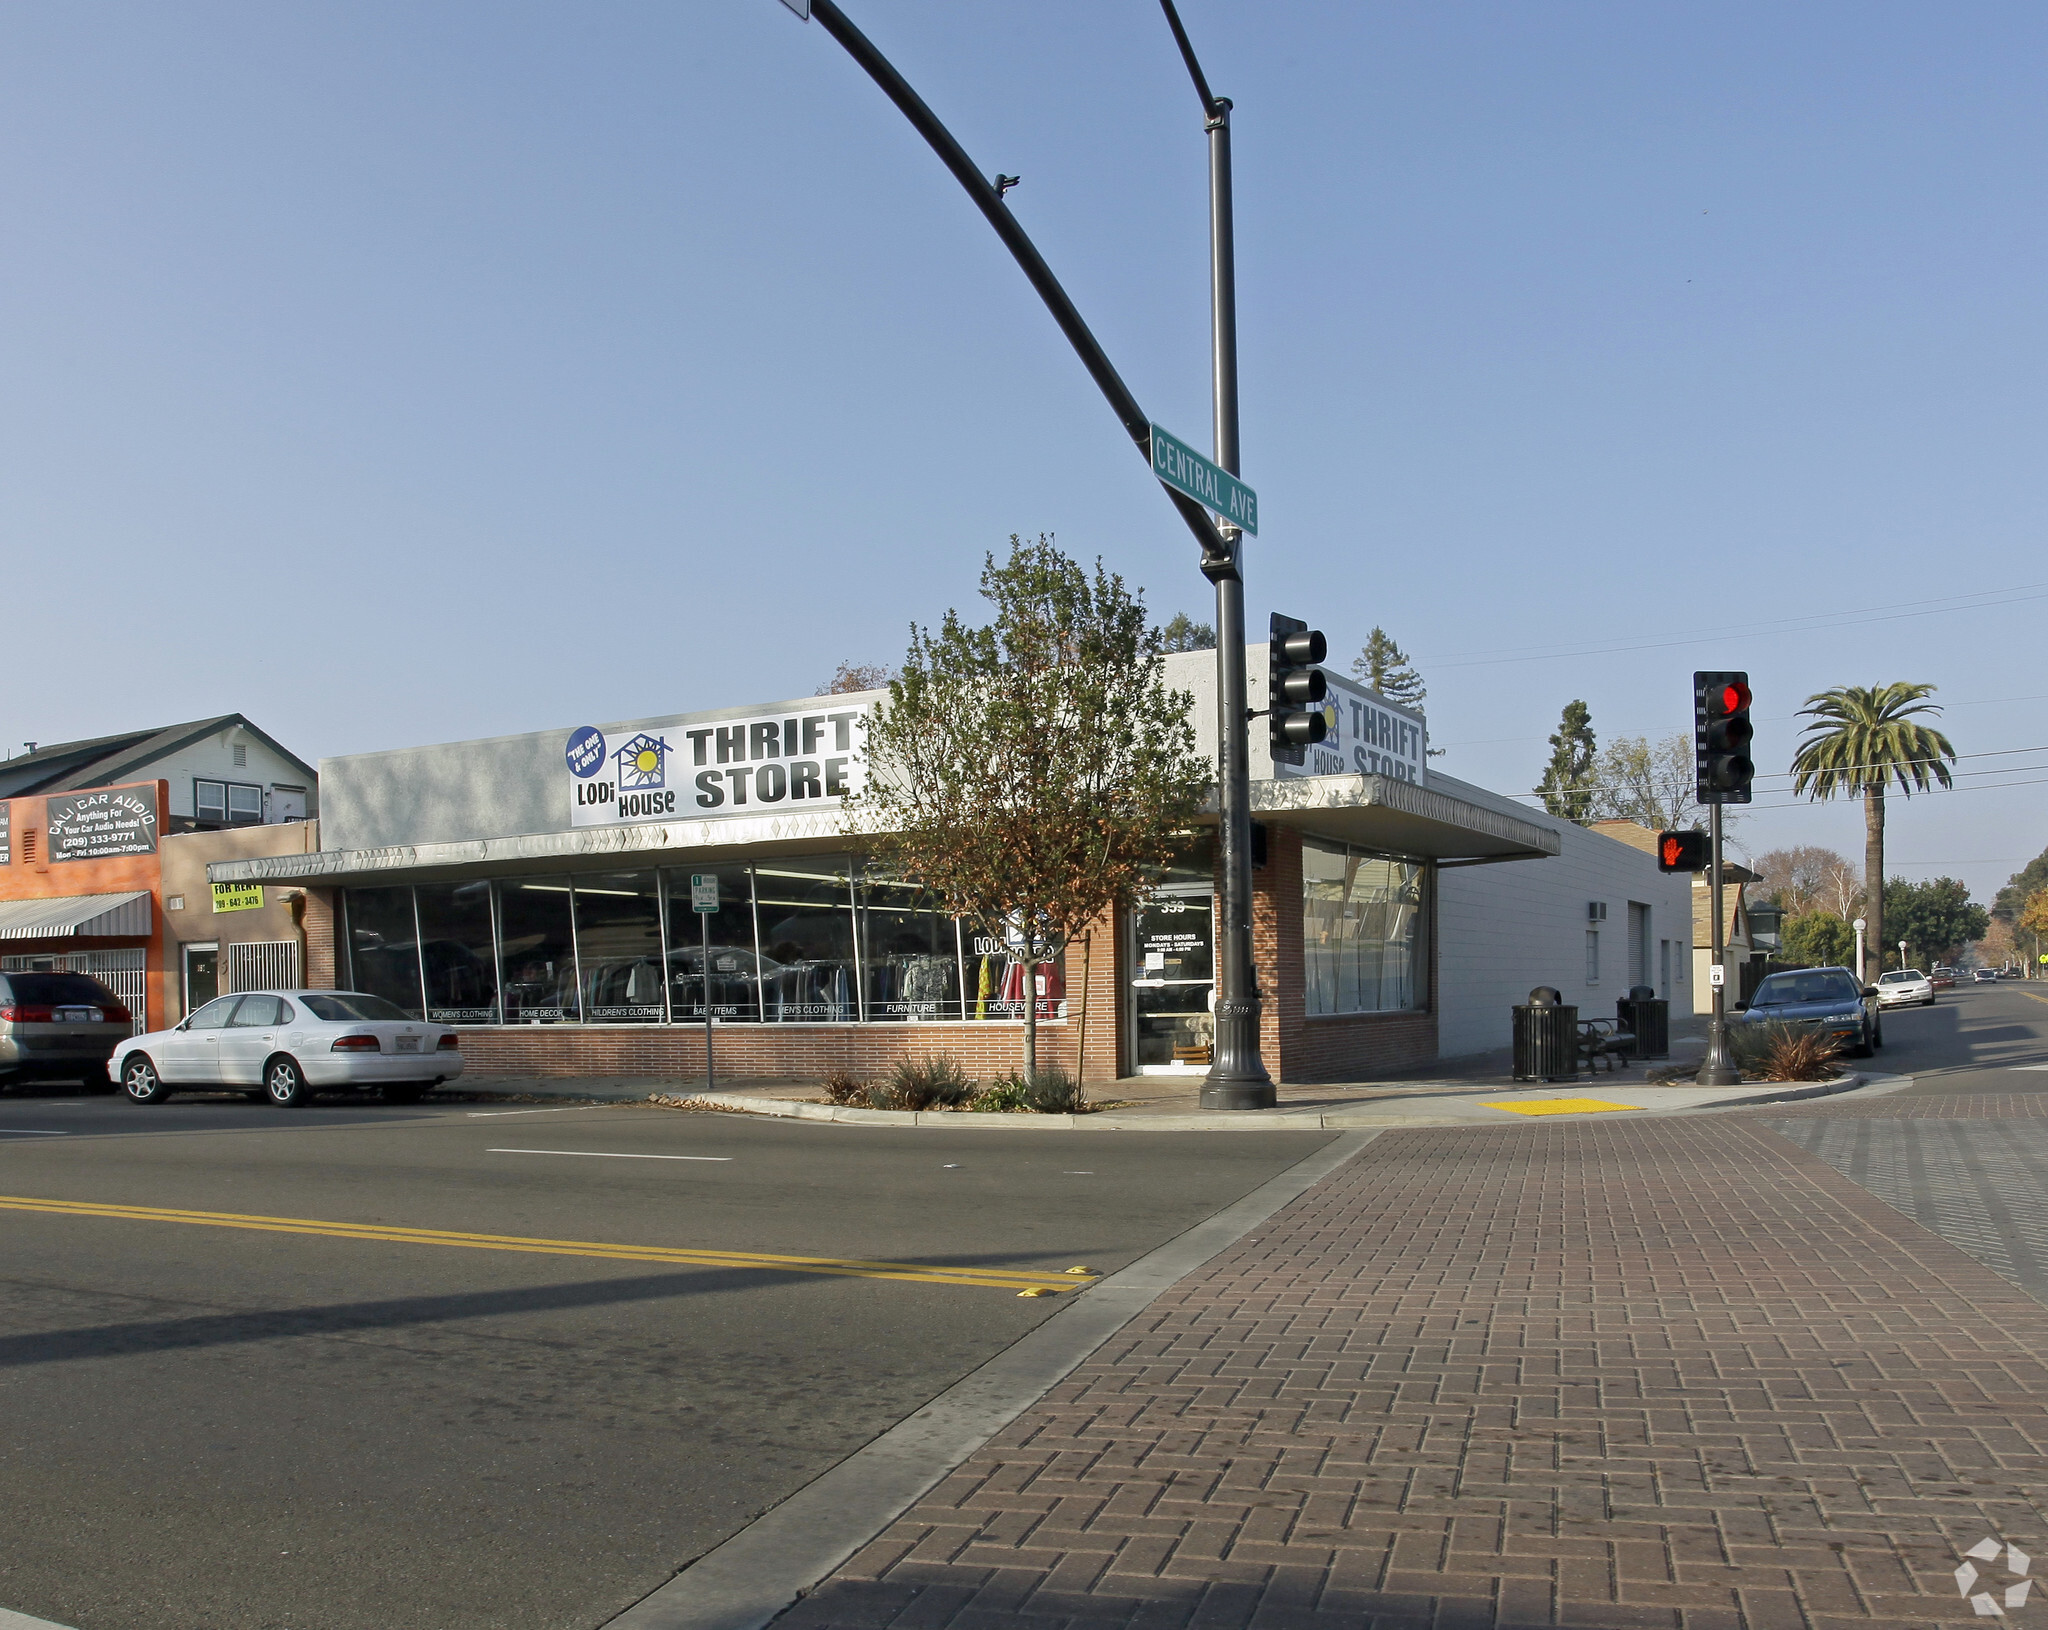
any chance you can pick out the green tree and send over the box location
[1536,700,1597,824]
[1158,612,1216,653]
[1351,628,1426,707]
[2019,889,2048,975]
[1993,844,2048,926]
[1781,910,1856,970]
[852,534,1210,1076]
[1789,682,1957,982]
[1883,876,1988,969]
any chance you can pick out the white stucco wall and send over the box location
[1432,776,1694,1058]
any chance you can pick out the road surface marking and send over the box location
[467,1107,586,1117]
[0,1130,71,1136]
[2011,1064,2048,1071]
[488,1149,732,1161]
[1482,1097,1642,1116]
[0,1194,1092,1292]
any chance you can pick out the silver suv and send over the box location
[0,972,133,1092]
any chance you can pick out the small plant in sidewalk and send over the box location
[971,1065,1088,1114]
[868,1054,977,1111]
[821,1070,870,1106]
[1731,1021,1842,1083]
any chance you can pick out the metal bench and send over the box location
[1576,1018,1636,1074]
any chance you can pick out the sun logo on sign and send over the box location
[613,733,669,791]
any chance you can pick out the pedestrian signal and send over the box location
[1694,670,1754,804]
[1656,830,1708,873]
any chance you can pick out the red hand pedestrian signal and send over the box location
[1657,830,1707,873]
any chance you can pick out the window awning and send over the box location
[1242,774,1560,864]
[0,891,154,940]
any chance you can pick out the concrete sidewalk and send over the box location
[755,1108,2048,1630]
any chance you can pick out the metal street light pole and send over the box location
[1160,0,1272,1109]
[1697,802,1741,1086]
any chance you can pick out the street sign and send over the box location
[1149,422,1257,536]
[690,874,719,914]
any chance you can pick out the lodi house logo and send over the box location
[612,733,669,792]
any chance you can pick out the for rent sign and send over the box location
[566,705,869,828]
[47,786,160,860]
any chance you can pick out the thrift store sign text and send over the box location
[566,707,869,828]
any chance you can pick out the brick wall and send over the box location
[303,890,338,989]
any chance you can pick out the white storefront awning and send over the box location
[1244,773,1559,864]
[0,891,154,940]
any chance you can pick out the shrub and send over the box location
[869,1054,978,1111]
[1732,1021,1842,1082]
[972,1065,1088,1114]
[821,1070,869,1106]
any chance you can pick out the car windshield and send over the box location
[2,973,118,1005]
[1752,971,1861,1006]
[300,992,412,1023]
[1878,971,1922,984]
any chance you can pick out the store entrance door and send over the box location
[1128,891,1215,1073]
[183,943,219,1024]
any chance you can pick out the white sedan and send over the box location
[110,990,463,1107]
[1875,968,1935,1007]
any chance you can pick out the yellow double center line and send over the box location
[0,1194,1094,1293]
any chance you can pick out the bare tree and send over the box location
[1750,846,1862,917]
[1588,734,1715,831]
[818,660,893,696]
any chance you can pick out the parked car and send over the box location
[1876,968,1935,1007]
[1973,967,2001,984]
[0,971,132,1091]
[1740,966,1882,1057]
[109,990,463,1107]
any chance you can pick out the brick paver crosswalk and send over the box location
[778,1118,2048,1628]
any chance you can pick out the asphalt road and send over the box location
[0,1094,1334,1630]
[1860,975,2048,1094]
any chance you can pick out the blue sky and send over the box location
[5,2,2045,908]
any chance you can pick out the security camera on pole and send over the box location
[1693,672,1755,1087]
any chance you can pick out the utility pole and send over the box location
[1160,0,1272,1109]
[1698,802,1740,1085]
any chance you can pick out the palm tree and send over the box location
[1790,683,1956,976]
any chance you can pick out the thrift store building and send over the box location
[206,652,1691,1083]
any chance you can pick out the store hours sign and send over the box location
[47,786,160,860]
[565,705,870,828]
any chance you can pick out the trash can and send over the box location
[1513,986,1579,1082]
[1616,985,1669,1059]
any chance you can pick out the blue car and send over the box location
[1740,965,1882,1057]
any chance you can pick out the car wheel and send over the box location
[264,1056,312,1108]
[122,1054,172,1105]
[382,1083,427,1105]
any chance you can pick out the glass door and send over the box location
[182,943,219,1024]
[1128,892,1215,1072]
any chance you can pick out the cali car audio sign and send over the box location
[47,785,160,860]
[565,706,870,828]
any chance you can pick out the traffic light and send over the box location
[1694,670,1754,804]
[1269,613,1328,765]
[1656,829,1708,873]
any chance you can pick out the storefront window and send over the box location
[573,873,665,1023]
[753,857,860,1021]
[497,877,579,1023]
[1302,838,1428,1016]
[859,870,963,1021]
[413,881,500,1023]
[961,928,1067,1022]
[344,887,424,1019]
[662,866,763,1022]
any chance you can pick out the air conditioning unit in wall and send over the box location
[1587,902,1608,922]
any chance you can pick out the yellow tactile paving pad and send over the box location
[1481,1097,1643,1116]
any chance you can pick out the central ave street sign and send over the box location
[1149,422,1258,536]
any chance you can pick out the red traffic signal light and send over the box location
[1693,670,1754,805]
[1657,830,1708,872]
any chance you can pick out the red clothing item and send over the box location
[997,959,1065,1018]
